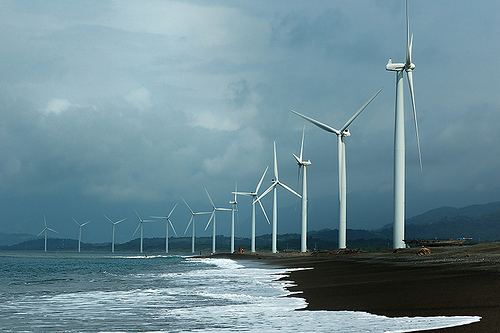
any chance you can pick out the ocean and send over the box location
[0,253,479,332]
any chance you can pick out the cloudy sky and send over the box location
[1,0,499,242]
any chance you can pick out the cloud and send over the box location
[190,110,240,131]
[42,98,74,115]
[124,87,152,110]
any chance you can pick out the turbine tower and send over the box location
[255,142,301,254]
[233,166,271,253]
[73,218,90,253]
[133,210,154,253]
[204,187,232,254]
[292,127,311,253]
[151,203,178,254]
[292,88,382,249]
[37,216,57,252]
[386,0,422,249]
[104,215,126,253]
[182,198,211,254]
[229,184,238,253]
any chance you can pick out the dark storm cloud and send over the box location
[0,0,499,241]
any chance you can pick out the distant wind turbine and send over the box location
[104,215,126,253]
[255,142,301,254]
[204,187,232,254]
[37,216,57,252]
[73,218,90,253]
[182,198,212,254]
[229,184,238,253]
[133,210,154,253]
[385,0,422,249]
[233,166,271,253]
[151,203,178,254]
[292,88,382,249]
[292,127,311,253]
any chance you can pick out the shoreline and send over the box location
[207,243,500,332]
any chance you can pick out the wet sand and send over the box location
[211,243,500,332]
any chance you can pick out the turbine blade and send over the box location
[406,0,411,66]
[204,187,216,209]
[291,110,340,135]
[216,208,232,212]
[255,183,275,203]
[37,229,46,237]
[181,197,195,215]
[273,141,279,180]
[167,203,178,218]
[340,88,383,132]
[257,199,271,225]
[406,70,423,172]
[104,215,113,223]
[292,153,301,164]
[195,211,212,215]
[116,218,127,224]
[233,191,253,196]
[44,216,47,227]
[278,181,302,198]
[81,221,91,227]
[73,217,80,226]
[134,210,142,222]
[150,216,166,219]
[255,166,268,193]
[47,228,57,233]
[132,223,141,237]
[169,220,178,237]
[184,216,193,235]
[299,126,305,161]
[204,211,215,231]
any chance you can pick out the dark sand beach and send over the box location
[212,243,500,332]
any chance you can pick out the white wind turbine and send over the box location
[255,142,301,254]
[291,88,382,249]
[386,0,422,249]
[73,218,90,253]
[37,216,57,252]
[104,215,126,253]
[232,166,271,253]
[133,210,155,253]
[151,203,178,254]
[204,187,232,254]
[182,198,212,254]
[292,127,311,253]
[229,184,238,253]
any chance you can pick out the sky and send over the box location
[1,0,499,243]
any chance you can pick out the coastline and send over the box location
[207,243,500,332]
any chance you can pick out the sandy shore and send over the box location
[209,243,500,332]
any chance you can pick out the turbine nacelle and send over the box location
[386,58,405,71]
[341,129,351,137]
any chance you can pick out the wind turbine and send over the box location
[204,187,232,254]
[37,216,57,252]
[104,215,126,253]
[151,203,178,254]
[182,198,212,254]
[73,218,90,253]
[386,0,422,249]
[291,88,382,249]
[232,167,271,253]
[133,210,154,253]
[292,127,311,253]
[229,184,238,253]
[255,142,301,254]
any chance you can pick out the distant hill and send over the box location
[0,232,35,246]
[378,201,500,241]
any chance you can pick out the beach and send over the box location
[220,243,500,332]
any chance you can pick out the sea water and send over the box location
[0,253,479,332]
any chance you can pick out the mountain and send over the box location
[377,201,500,241]
[0,232,35,246]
